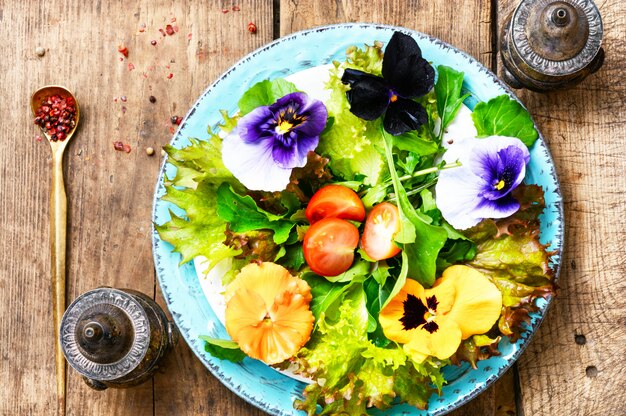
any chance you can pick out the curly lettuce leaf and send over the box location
[237,78,299,115]
[317,43,387,186]
[287,286,444,415]
[471,95,538,147]
[155,138,242,267]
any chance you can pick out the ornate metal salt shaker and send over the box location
[60,288,178,390]
[500,0,604,92]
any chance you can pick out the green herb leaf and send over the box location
[435,65,470,134]
[237,79,299,115]
[323,258,370,283]
[382,130,448,291]
[216,183,295,244]
[301,273,352,321]
[199,336,246,363]
[278,244,306,271]
[392,130,439,156]
[471,94,538,147]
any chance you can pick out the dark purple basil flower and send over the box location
[222,92,328,191]
[435,136,530,229]
[341,31,435,135]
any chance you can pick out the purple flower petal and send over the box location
[473,194,520,220]
[272,131,319,169]
[222,131,292,192]
[436,135,530,229]
[238,105,275,144]
[222,90,328,191]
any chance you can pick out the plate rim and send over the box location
[152,22,564,415]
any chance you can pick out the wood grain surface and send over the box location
[0,0,623,415]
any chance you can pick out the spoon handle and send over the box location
[50,151,66,416]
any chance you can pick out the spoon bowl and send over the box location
[32,85,79,416]
[31,85,80,150]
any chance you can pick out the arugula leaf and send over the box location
[237,79,299,115]
[277,244,305,271]
[199,336,246,363]
[382,130,448,290]
[435,65,470,136]
[323,258,370,283]
[471,94,538,147]
[392,129,439,156]
[216,183,295,244]
[301,273,352,321]
[363,277,392,346]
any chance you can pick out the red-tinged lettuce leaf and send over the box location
[462,184,556,342]
[284,286,445,415]
[223,227,279,262]
[450,335,502,369]
[286,151,334,202]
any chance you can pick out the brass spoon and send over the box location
[31,85,79,416]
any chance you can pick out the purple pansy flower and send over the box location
[435,136,530,230]
[222,92,328,192]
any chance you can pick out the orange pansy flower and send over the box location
[224,262,315,365]
[379,265,502,363]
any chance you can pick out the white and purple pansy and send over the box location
[222,92,328,192]
[435,136,530,230]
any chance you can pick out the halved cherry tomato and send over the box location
[361,202,402,261]
[303,217,359,277]
[305,185,365,224]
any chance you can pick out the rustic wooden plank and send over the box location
[280,0,494,67]
[496,1,626,415]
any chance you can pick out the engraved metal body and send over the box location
[501,0,604,92]
[60,288,178,390]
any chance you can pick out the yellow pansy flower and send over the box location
[379,265,502,363]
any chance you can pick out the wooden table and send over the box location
[2,1,624,415]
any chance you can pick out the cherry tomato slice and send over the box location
[303,217,360,277]
[361,202,402,261]
[305,185,365,224]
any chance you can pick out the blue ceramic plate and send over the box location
[152,23,563,415]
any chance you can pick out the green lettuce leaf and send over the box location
[155,138,241,267]
[435,65,470,137]
[317,43,387,185]
[287,286,444,415]
[471,95,538,147]
[199,336,246,363]
[216,183,296,245]
[237,79,299,115]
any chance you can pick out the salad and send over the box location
[156,32,556,414]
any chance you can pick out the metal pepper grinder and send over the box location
[60,288,178,390]
[500,0,604,92]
